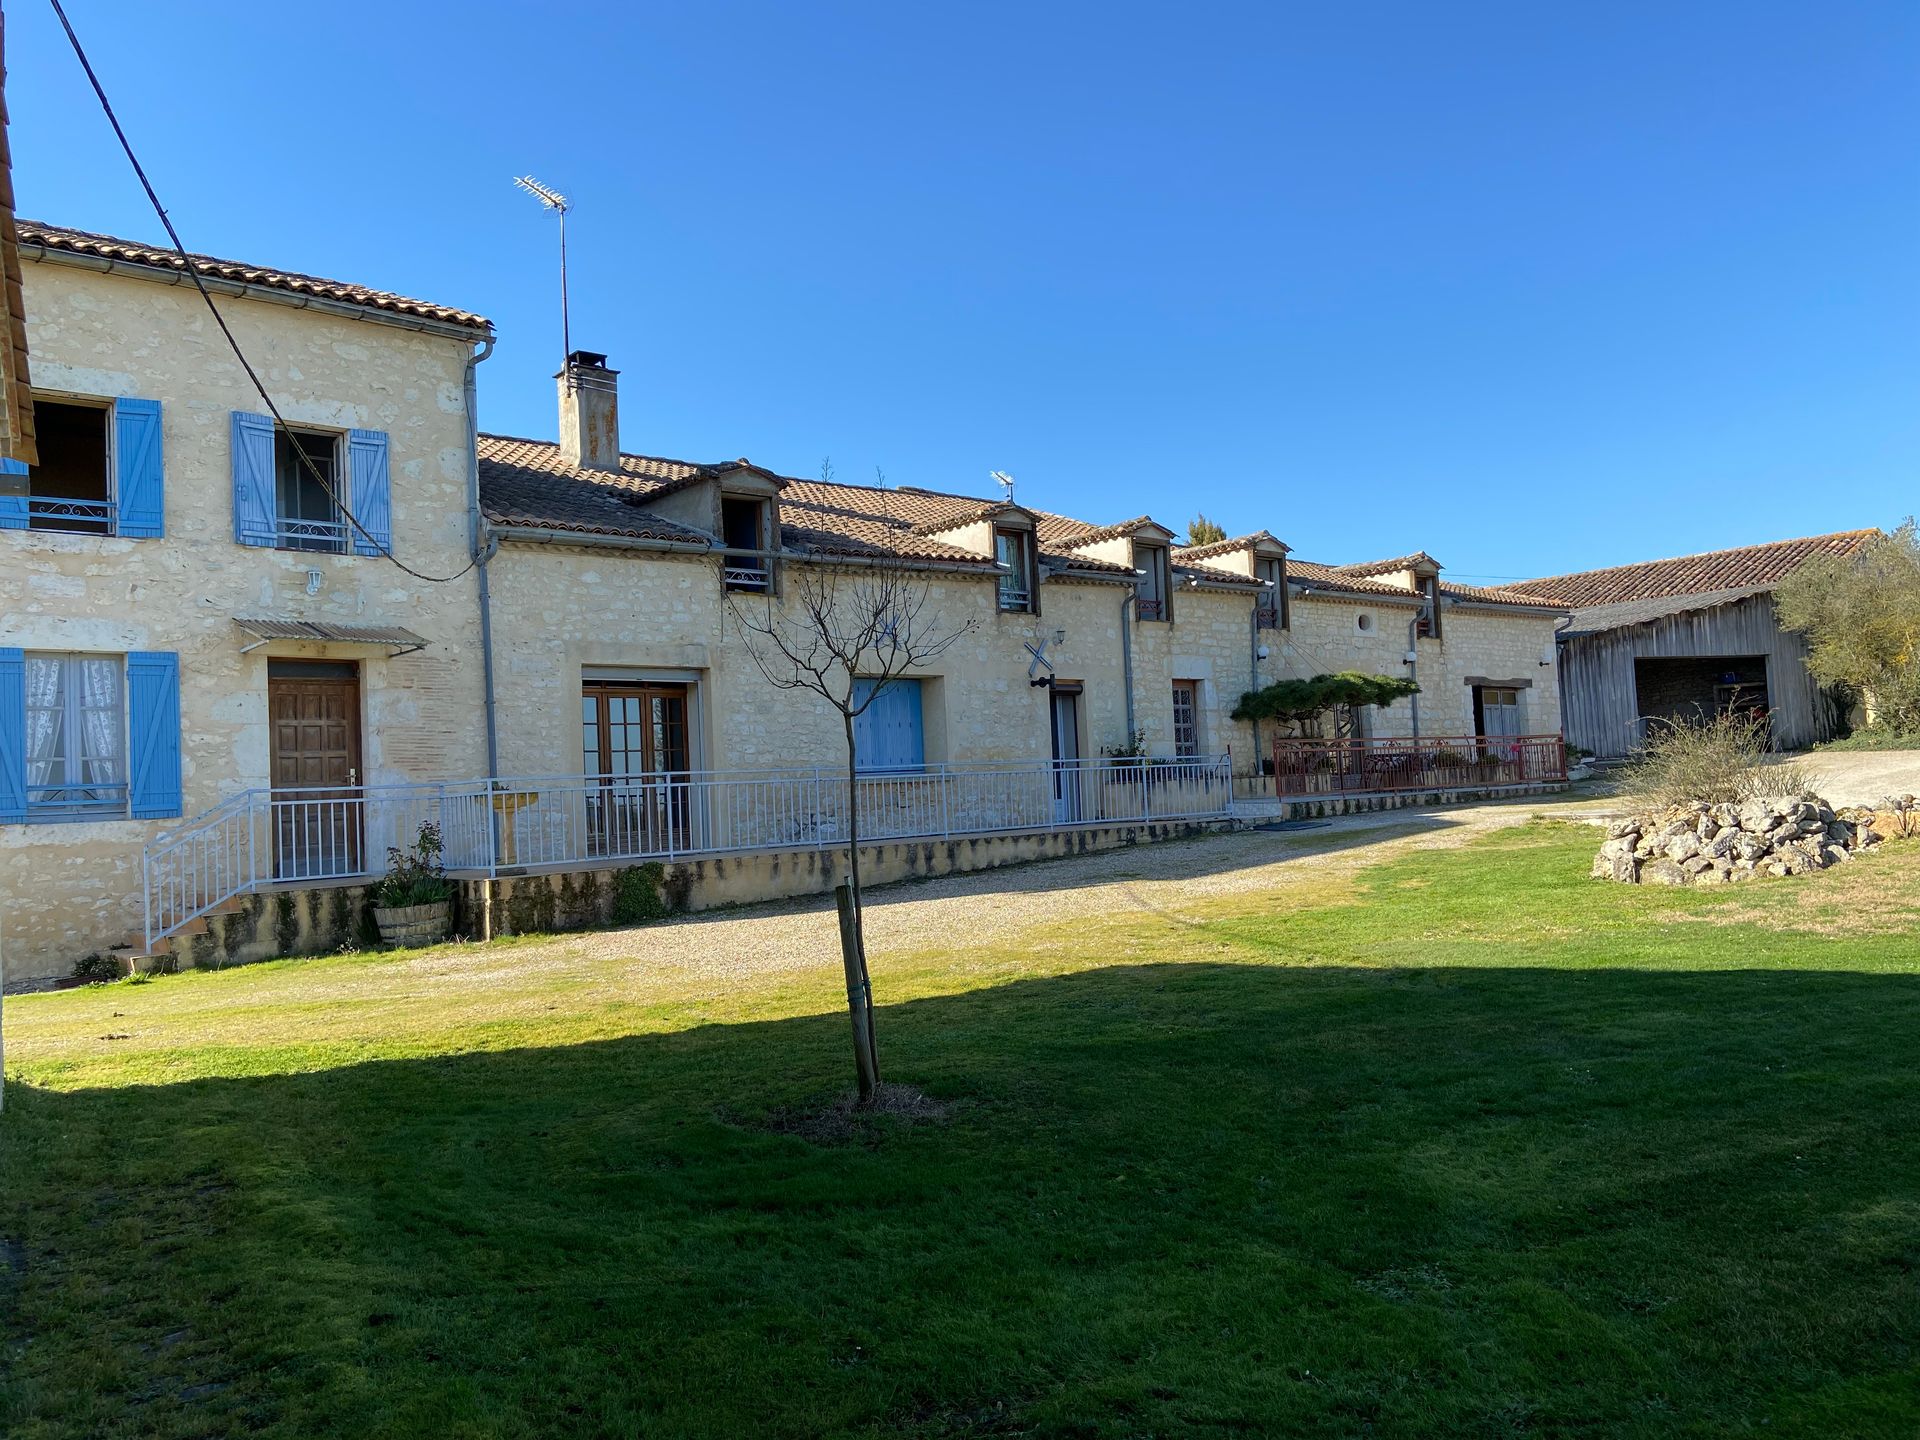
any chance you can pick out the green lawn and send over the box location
[4,821,1919,1438]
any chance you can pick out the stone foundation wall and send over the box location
[467,818,1247,937]
[1280,781,1568,820]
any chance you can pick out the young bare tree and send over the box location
[726,560,977,1102]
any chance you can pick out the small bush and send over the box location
[611,863,670,926]
[1624,712,1816,809]
[372,822,453,909]
[70,952,120,985]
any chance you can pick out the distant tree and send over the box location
[1232,672,1421,738]
[819,456,836,484]
[1186,514,1227,547]
[725,562,977,1103]
[1776,521,1920,733]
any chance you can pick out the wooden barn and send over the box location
[1521,531,1877,759]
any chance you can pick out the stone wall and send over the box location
[485,545,1565,783]
[0,261,486,983]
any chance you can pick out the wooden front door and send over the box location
[270,662,363,878]
[582,681,692,855]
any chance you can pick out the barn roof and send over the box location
[1522,530,1877,609]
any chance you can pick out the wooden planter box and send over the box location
[373,900,451,948]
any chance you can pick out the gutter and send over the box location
[491,525,1007,576]
[24,244,492,343]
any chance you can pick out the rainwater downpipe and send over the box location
[1118,584,1137,742]
[1406,612,1422,739]
[463,334,499,779]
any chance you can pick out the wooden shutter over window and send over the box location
[115,398,164,538]
[348,429,391,557]
[0,646,24,820]
[0,454,24,529]
[231,411,276,546]
[852,678,925,772]
[127,650,182,818]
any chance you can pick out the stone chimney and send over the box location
[558,350,620,472]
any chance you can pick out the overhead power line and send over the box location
[48,0,477,584]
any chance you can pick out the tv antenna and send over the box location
[990,470,1016,505]
[514,174,572,368]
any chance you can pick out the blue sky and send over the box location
[10,1,1916,580]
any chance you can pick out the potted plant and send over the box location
[371,821,454,948]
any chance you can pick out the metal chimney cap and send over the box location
[566,349,611,369]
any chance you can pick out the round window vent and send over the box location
[1356,613,1373,632]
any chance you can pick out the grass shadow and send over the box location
[5,954,1919,1438]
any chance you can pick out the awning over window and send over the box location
[232,616,429,656]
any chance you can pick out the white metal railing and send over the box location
[722,564,770,592]
[274,516,350,553]
[141,754,1234,949]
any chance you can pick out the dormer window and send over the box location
[1136,543,1172,622]
[995,526,1038,614]
[1256,556,1288,630]
[722,495,771,592]
[1417,574,1442,639]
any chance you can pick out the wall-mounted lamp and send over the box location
[305,569,324,597]
[1256,644,1271,661]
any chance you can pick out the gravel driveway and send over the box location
[412,794,1586,995]
[1783,750,1920,808]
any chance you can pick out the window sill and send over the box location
[16,809,136,827]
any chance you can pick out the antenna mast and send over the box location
[514,175,572,369]
[991,470,1016,506]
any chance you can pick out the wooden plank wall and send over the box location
[1557,594,1836,758]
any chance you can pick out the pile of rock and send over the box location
[1591,795,1886,886]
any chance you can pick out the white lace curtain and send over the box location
[24,655,123,790]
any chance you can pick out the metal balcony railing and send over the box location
[142,754,1236,949]
[275,516,351,553]
[28,496,117,534]
[1270,733,1567,798]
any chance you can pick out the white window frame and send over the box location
[273,425,349,553]
[24,651,129,819]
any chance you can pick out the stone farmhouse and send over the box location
[1524,531,1877,758]
[1,223,1567,986]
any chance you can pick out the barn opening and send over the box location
[1632,655,1770,731]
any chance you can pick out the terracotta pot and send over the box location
[373,900,452,948]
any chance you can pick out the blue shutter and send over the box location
[0,648,24,820]
[853,678,924,772]
[231,411,277,546]
[115,398,165,538]
[0,457,26,531]
[127,651,182,819]
[348,428,391,556]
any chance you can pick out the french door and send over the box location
[1050,684,1083,823]
[582,681,692,855]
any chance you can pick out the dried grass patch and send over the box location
[1673,841,1920,936]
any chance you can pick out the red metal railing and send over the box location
[1270,733,1567,797]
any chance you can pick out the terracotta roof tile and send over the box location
[1521,530,1878,608]
[1336,551,1442,577]
[1173,531,1289,561]
[19,220,491,330]
[1285,558,1425,602]
[1438,581,1566,608]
